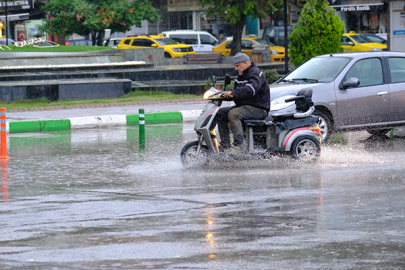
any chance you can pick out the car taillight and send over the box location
[308,125,321,134]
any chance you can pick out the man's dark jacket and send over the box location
[231,62,271,112]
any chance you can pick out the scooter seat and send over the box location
[271,113,295,122]
[243,120,266,127]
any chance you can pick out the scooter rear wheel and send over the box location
[290,135,321,162]
[180,141,209,167]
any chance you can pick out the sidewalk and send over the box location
[5,99,214,133]
[8,98,405,138]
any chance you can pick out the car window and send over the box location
[341,36,353,45]
[132,39,147,46]
[226,41,232,49]
[124,39,131,45]
[252,38,274,46]
[363,35,383,44]
[216,38,227,45]
[388,58,405,83]
[242,40,253,49]
[284,57,351,83]
[113,40,121,46]
[143,39,155,47]
[167,35,197,45]
[276,29,292,46]
[350,35,369,44]
[344,58,383,87]
[200,34,216,45]
[75,40,90,46]
[154,38,178,45]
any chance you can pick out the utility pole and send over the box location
[5,0,7,46]
[283,0,288,75]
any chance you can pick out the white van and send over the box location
[161,30,218,54]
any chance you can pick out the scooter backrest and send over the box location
[295,88,314,113]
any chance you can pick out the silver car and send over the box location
[269,51,405,141]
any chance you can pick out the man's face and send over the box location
[235,61,251,75]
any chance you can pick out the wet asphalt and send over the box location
[1,124,405,269]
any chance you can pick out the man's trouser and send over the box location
[211,105,267,147]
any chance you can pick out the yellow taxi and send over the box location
[341,31,387,52]
[212,36,288,62]
[117,34,195,58]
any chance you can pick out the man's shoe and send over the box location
[218,143,231,152]
[224,145,245,154]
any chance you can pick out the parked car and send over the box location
[212,36,288,62]
[103,38,122,48]
[376,33,387,40]
[262,26,293,47]
[161,30,217,54]
[117,34,194,58]
[65,39,93,46]
[216,36,232,46]
[360,33,387,45]
[0,38,15,45]
[341,31,386,52]
[268,51,405,142]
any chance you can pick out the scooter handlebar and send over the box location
[293,106,315,118]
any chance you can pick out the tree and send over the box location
[39,0,159,46]
[199,0,278,56]
[288,0,344,66]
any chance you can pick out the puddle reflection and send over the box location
[1,159,8,202]
[2,125,405,268]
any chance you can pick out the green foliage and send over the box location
[263,69,279,84]
[39,0,159,44]
[289,0,344,66]
[199,0,277,55]
[199,0,276,25]
[204,77,213,90]
[225,81,235,90]
[2,97,50,104]
[0,45,113,53]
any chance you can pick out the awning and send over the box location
[0,13,29,22]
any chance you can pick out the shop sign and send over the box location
[341,5,371,11]
[393,30,405,35]
[0,13,29,21]
[0,0,33,10]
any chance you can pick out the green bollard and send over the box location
[139,108,145,149]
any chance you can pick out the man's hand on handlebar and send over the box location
[223,91,233,99]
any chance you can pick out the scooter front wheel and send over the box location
[290,135,321,162]
[180,141,209,167]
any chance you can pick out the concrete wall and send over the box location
[0,51,124,67]
[120,48,165,66]
[0,79,132,102]
[0,48,165,67]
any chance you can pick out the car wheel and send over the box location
[164,52,172,58]
[313,110,332,143]
[366,129,390,136]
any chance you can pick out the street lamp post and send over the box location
[5,0,7,46]
[283,0,288,75]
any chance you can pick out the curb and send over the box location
[7,110,202,134]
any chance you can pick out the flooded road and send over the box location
[1,124,405,269]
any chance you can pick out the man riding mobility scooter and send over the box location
[180,75,322,166]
